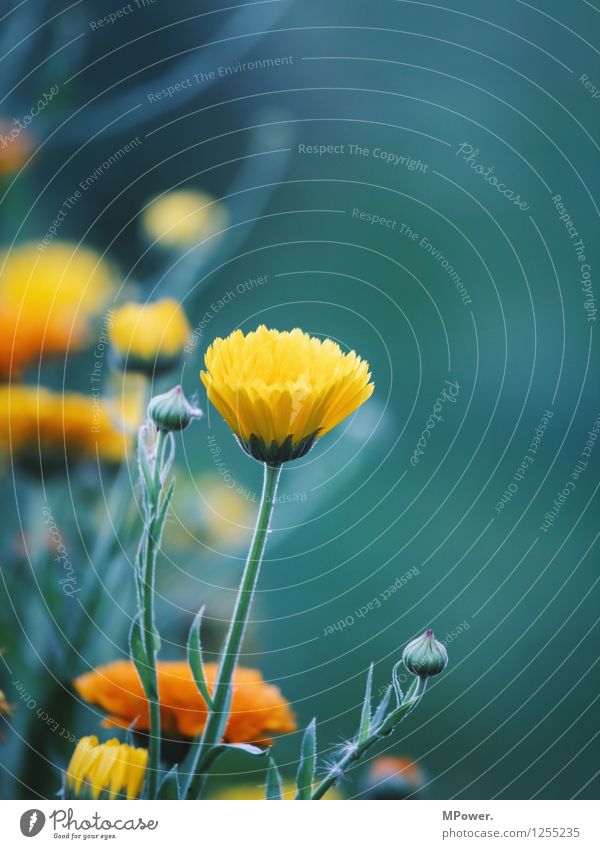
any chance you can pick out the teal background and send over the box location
[0,0,598,800]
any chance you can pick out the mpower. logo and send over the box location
[20,809,46,837]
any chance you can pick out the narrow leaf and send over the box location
[157,766,180,799]
[391,659,404,706]
[266,757,283,800]
[371,685,393,731]
[129,613,157,700]
[358,662,374,743]
[186,606,213,708]
[295,718,317,800]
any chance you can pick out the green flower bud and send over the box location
[148,386,202,432]
[402,629,448,678]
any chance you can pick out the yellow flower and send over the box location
[142,190,227,248]
[0,242,116,377]
[0,385,129,466]
[201,326,374,463]
[65,736,147,800]
[109,299,191,374]
[214,781,341,800]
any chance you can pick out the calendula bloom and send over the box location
[109,299,191,374]
[65,736,147,800]
[0,242,116,377]
[0,386,129,466]
[74,660,296,744]
[142,190,227,248]
[201,326,374,463]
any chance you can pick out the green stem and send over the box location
[310,677,428,800]
[141,429,167,800]
[186,462,282,798]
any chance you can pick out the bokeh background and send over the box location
[0,0,599,800]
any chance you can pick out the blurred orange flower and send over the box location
[0,386,129,465]
[0,242,116,377]
[74,660,296,744]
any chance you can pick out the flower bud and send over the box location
[402,629,448,678]
[148,386,201,432]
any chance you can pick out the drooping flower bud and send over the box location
[402,629,448,678]
[148,386,201,432]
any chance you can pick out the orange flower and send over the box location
[74,660,296,744]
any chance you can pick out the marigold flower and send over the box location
[201,326,374,463]
[214,781,341,800]
[65,736,147,800]
[74,660,296,744]
[142,190,227,248]
[0,386,129,466]
[0,242,116,377]
[109,299,191,374]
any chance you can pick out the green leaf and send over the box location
[266,757,283,800]
[157,766,180,799]
[358,662,374,743]
[295,718,317,800]
[391,659,404,706]
[371,685,393,730]
[186,605,213,708]
[129,613,156,699]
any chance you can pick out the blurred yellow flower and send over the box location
[109,299,191,373]
[167,474,253,550]
[214,781,341,800]
[66,736,147,800]
[201,325,374,463]
[74,660,296,744]
[0,689,11,717]
[0,386,129,465]
[142,189,227,248]
[0,242,116,377]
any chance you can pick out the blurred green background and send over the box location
[0,0,598,800]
